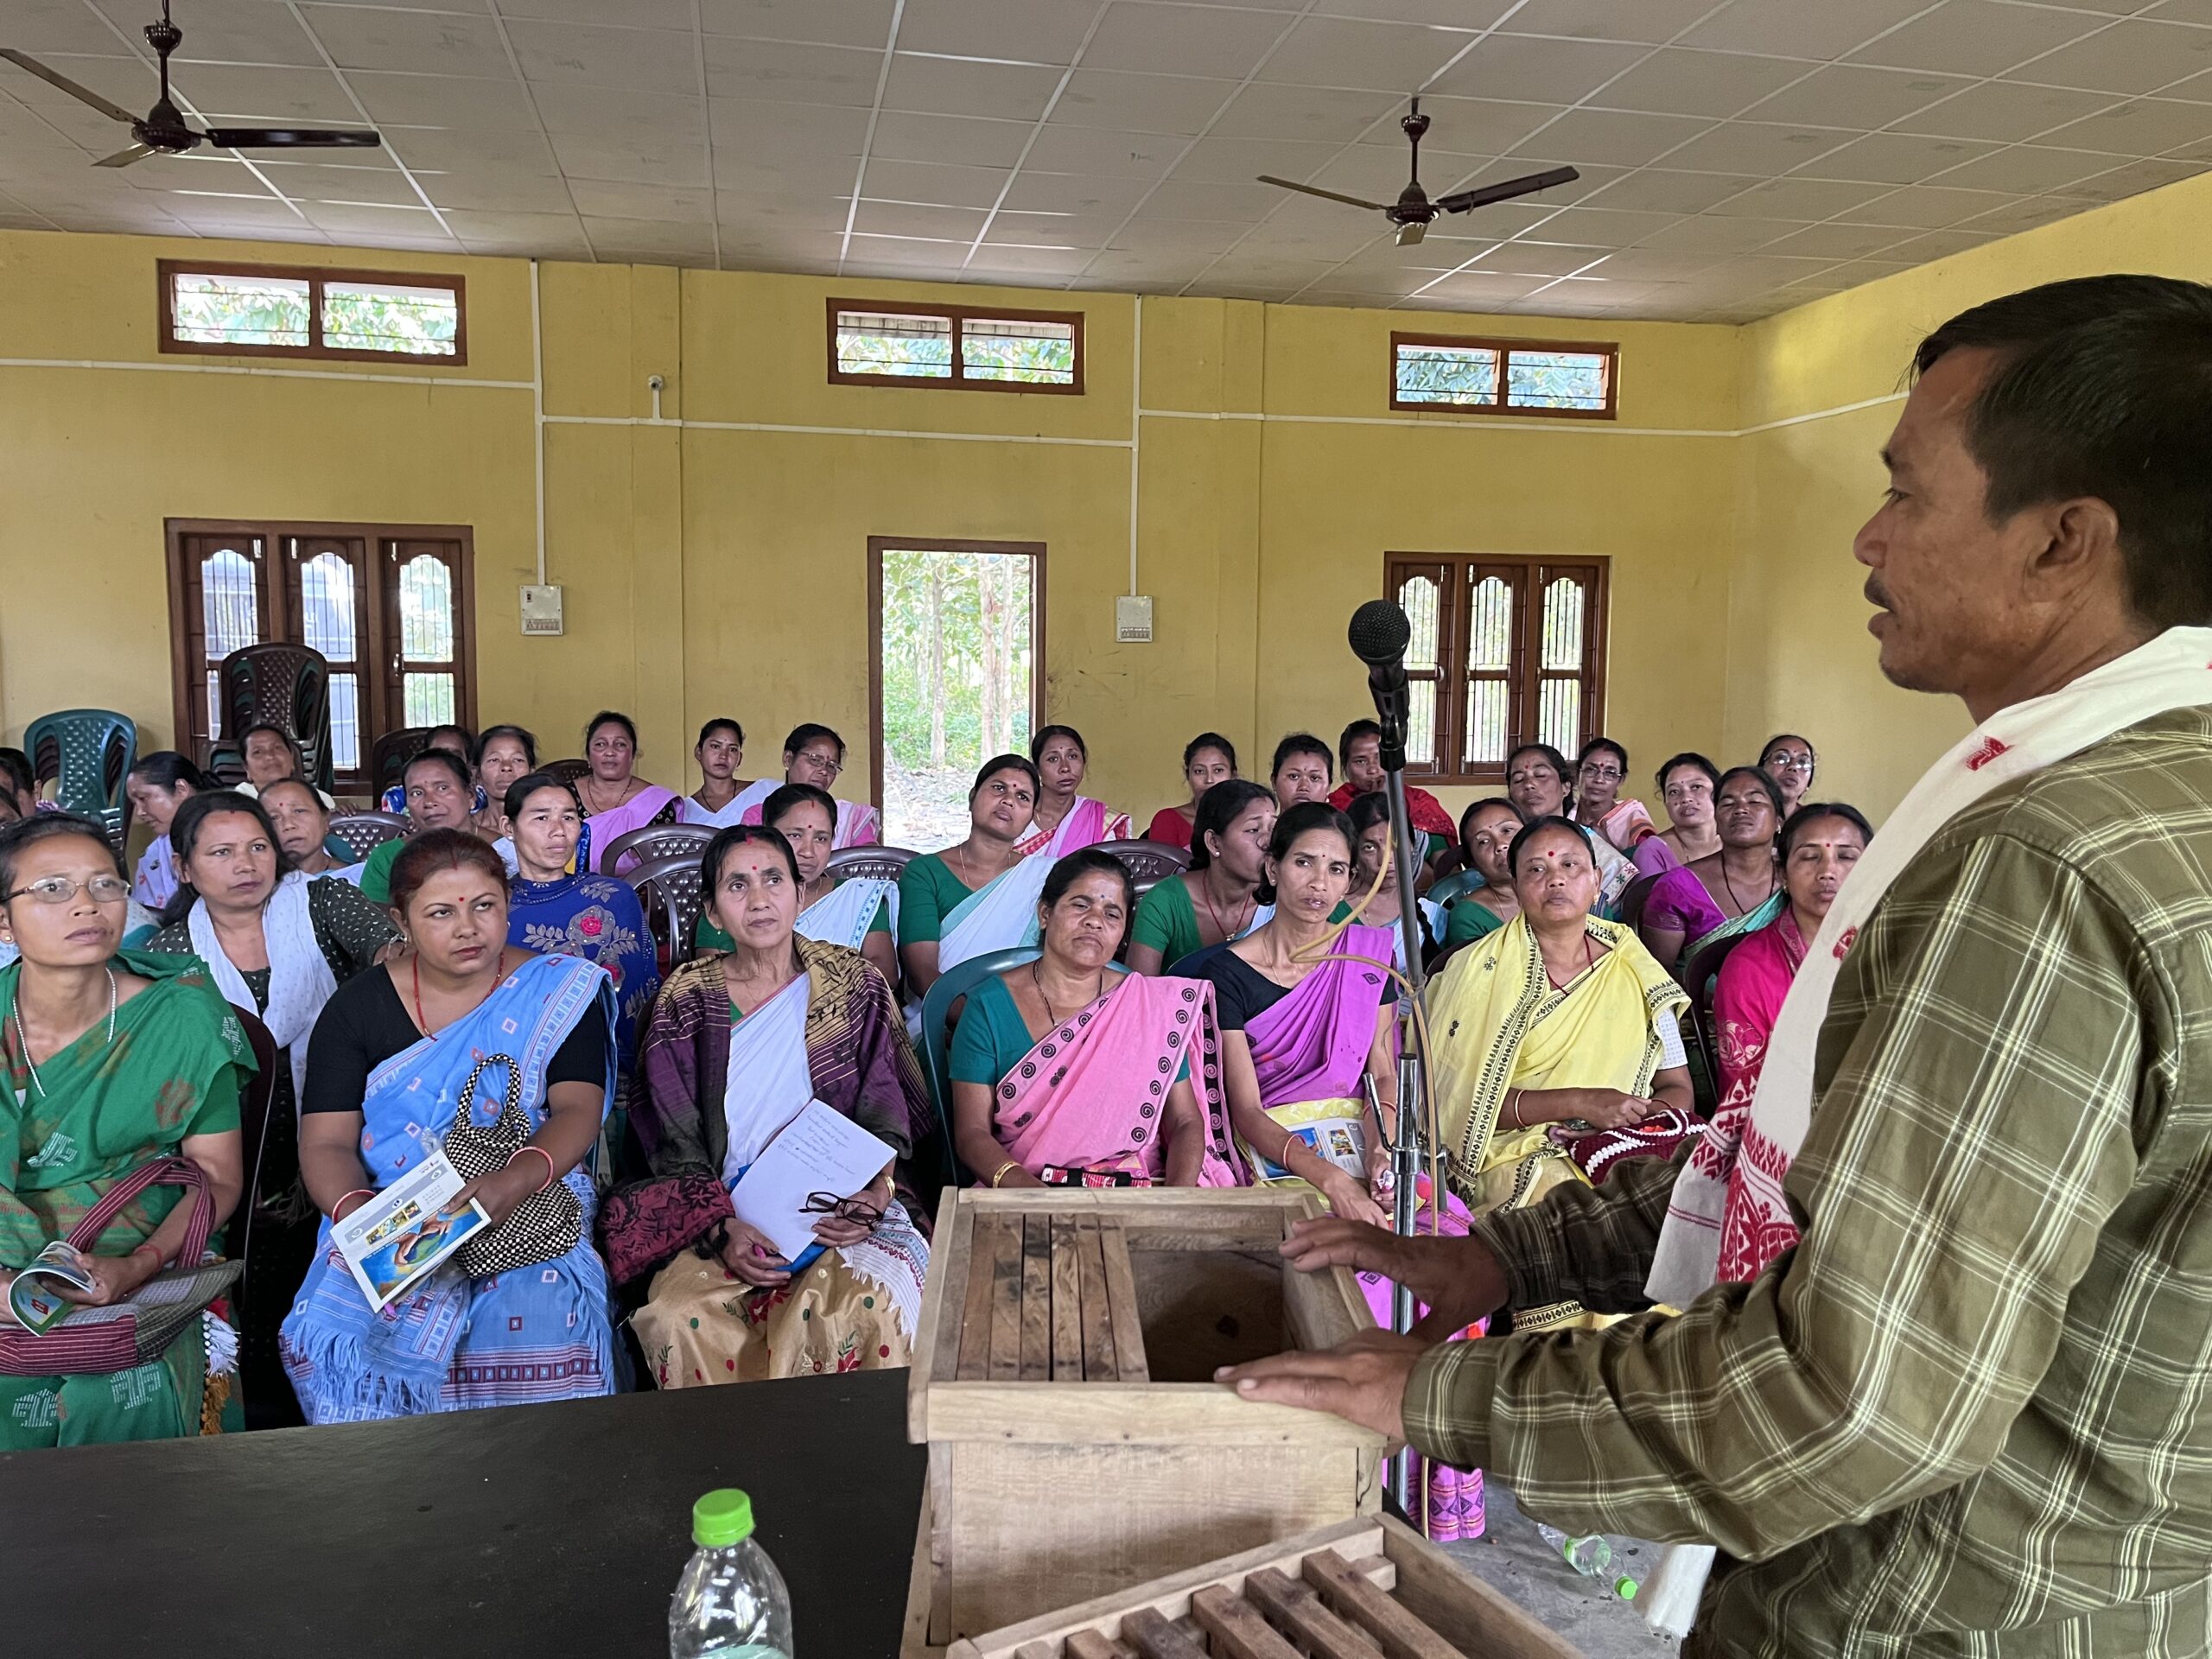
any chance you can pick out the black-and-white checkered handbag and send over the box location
[442,1053,582,1277]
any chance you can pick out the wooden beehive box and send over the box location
[904,1189,1384,1656]
[945,1515,1587,1659]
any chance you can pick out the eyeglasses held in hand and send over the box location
[4,874,130,906]
[801,1191,883,1228]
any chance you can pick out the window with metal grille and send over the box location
[165,521,475,791]
[159,260,466,363]
[1386,555,1609,785]
[829,300,1082,393]
[1390,333,1616,419]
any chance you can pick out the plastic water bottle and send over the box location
[670,1489,794,1658]
[1536,1521,1613,1578]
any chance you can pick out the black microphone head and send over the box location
[1349,599,1412,667]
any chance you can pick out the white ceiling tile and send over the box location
[1755,220,1914,260]
[1497,0,1731,46]
[880,54,1065,122]
[10,1,140,57]
[1469,240,1608,276]
[698,0,897,49]
[1018,123,1183,176]
[1589,49,1808,119]
[567,178,714,221]
[860,156,1013,209]
[1703,175,1893,219]
[550,134,712,187]
[1740,64,1978,131]
[1847,1,2110,78]
[722,233,844,274]
[1678,0,1936,62]
[447,209,594,253]
[1174,134,1343,184]
[702,39,882,107]
[507,21,701,97]
[1309,143,1487,200]
[1232,214,1395,262]
[263,162,427,207]
[347,71,546,133]
[1253,16,1478,92]
[1376,97,1566,155]
[1308,0,1516,24]
[2148,0,2212,21]
[295,8,513,78]
[1079,246,1210,284]
[583,215,720,259]
[531,84,701,140]
[895,0,1100,65]
[2038,98,2212,156]
[1406,270,1550,304]
[1198,254,1345,287]
[1657,120,1857,175]
[715,156,862,200]
[718,193,850,231]
[1140,176,1285,220]
[1109,216,1251,254]
[1052,71,1237,136]
[1953,192,2100,233]
[707,97,869,158]
[1582,168,1760,213]
[1001,170,1154,214]
[162,65,360,123]
[862,110,1036,167]
[963,245,1096,276]
[1578,247,1721,280]
[852,198,988,238]
[1924,143,2126,195]
[1427,35,1648,105]
[1211,81,1401,143]
[981,209,1116,246]
[1802,257,1915,289]
[500,0,697,26]
[1887,79,2122,142]
[2004,20,2212,96]
[1084,3,1291,79]
[1634,213,1806,252]
[1829,183,2021,228]
[385,130,560,176]
[296,199,448,237]
[1872,226,2000,262]
[422,169,582,212]
[1795,131,1998,185]
[118,153,261,194]
[1506,106,1713,165]
[92,0,329,67]
[2066,155,2206,200]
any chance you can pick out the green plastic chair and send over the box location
[918,946,1128,1190]
[25,709,137,853]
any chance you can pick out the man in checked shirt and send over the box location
[1223,275,2212,1656]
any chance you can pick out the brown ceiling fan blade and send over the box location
[93,142,156,168]
[0,49,139,124]
[1255,175,1390,213]
[202,126,384,149]
[1433,165,1580,215]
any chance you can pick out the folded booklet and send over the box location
[334,1147,490,1312]
[8,1240,99,1335]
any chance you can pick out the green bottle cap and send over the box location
[1614,1577,1640,1600]
[692,1489,755,1548]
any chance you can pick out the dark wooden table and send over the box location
[1,1370,925,1656]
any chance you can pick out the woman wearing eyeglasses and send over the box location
[620,826,933,1385]
[734,724,882,850]
[1570,737,1656,852]
[0,814,252,1449]
[1759,733,1819,819]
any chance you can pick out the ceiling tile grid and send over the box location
[0,0,2209,321]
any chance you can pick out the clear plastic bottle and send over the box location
[1535,1521,1614,1579]
[669,1489,794,1659]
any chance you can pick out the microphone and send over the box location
[1348,600,1412,753]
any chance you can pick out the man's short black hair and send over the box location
[1916,274,2212,630]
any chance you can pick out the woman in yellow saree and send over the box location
[1424,815,1694,1332]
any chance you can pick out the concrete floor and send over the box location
[1439,1484,1681,1658]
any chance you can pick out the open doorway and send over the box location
[868,538,1043,849]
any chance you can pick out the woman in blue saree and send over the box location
[282,830,620,1421]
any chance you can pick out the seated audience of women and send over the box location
[1425,815,1694,1329]
[472,726,537,841]
[1198,802,1396,1227]
[1572,738,1655,852]
[377,725,486,817]
[1442,798,1524,948]
[1759,732,1818,818]
[1126,779,1275,975]
[500,772,660,1124]
[1342,791,1436,976]
[577,711,680,868]
[358,748,480,903]
[1637,766,1785,976]
[698,784,897,987]
[1329,720,1457,871]
[1269,733,1335,810]
[951,849,1236,1188]
[259,779,356,880]
[1635,752,1722,878]
[1141,733,1236,852]
[1016,725,1129,856]
[1503,742,1636,914]
[898,754,1041,1000]
[283,830,619,1421]
[622,826,931,1384]
[735,724,880,849]
[0,814,251,1448]
[144,791,399,1424]
[124,752,209,911]
[678,718,751,828]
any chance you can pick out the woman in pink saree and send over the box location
[950,850,1237,1187]
[1014,726,1129,858]
[577,711,680,869]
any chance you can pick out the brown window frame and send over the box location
[1385,553,1610,786]
[163,519,478,794]
[866,537,1048,817]
[1388,332,1618,421]
[156,259,470,365]
[828,299,1084,396]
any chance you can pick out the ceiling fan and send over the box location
[1,1,382,168]
[1259,99,1577,247]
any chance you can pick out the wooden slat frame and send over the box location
[1387,330,1617,420]
[156,258,468,365]
[828,297,1084,395]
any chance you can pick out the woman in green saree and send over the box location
[0,815,252,1449]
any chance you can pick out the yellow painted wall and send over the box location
[0,226,1742,836]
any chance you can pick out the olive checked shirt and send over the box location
[1407,709,2212,1656]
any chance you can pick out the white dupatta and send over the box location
[188,870,337,1099]
[679,784,767,829]
[936,853,1050,975]
[796,876,891,952]
[1637,625,2212,1638]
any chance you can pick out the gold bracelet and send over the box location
[1508,1091,1524,1129]
[988,1160,1021,1188]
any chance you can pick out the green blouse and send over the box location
[897,852,983,948]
